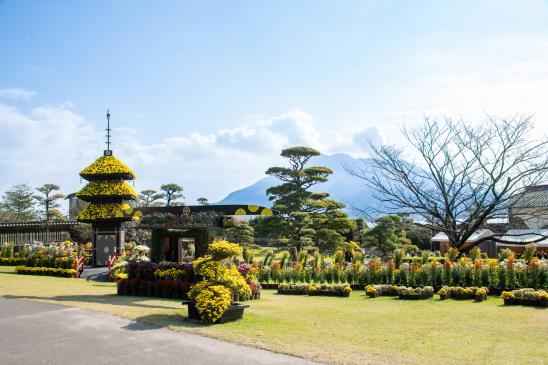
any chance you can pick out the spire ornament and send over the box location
[104,109,112,156]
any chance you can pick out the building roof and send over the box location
[431,229,494,243]
[495,229,548,247]
[508,185,548,209]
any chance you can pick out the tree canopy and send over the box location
[34,184,65,221]
[266,146,354,252]
[2,184,36,221]
[159,183,184,206]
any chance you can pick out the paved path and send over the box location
[79,266,108,281]
[0,298,319,365]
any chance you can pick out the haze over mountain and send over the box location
[216,153,383,216]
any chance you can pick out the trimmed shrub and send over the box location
[15,266,77,277]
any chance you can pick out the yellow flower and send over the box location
[77,181,137,200]
[80,155,136,179]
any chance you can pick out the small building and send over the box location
[495,229,548,255]
[508,184,548,230]
[0,220,79,246]
[431,229,496,257]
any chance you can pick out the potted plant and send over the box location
[182,241,252,324]
[365,285,380,298]
[475,288,487,302]
[501,291,515,305]
[438,287,450,300]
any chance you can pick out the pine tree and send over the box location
[266,146,354,252]
[2,184,36,221]
[34,184,65,221]
[225,220,255,245]
[159,183,184,206]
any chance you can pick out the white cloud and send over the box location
[0,102,373,205]
[387,36,548,135]
[0,88,36,100]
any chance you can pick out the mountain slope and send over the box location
[216,153,383,215]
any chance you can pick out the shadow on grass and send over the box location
[2,294,180,310]
[122,313,209,331]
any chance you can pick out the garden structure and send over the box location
[0,220,79,245]
[76,149,138,266]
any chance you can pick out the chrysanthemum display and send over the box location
[76,154,136,222]
[79,155,136,180]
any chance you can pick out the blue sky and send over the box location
[1,0,548,206]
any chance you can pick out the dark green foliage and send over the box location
[249,215,286,239]
[225,220,254,245]
[404,225,432,250]
[150,228,212,263]
[363,214,411,255]
[34,184,65,221]
[159,183,184,206]
[138,189,162,207]
[2,184,36,221]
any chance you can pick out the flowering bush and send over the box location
[257,255,547,291]
[501,288,548,307]
[365,284,399,297]
[15,266,77,277]
[208,241,242,260]
[188,241,251,323]
[189,284,232,323]
[397,286,434,299]
[277,283,351,297]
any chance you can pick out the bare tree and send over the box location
[347,115,548,252]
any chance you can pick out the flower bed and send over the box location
[15,266,77,277]
[501,289,548,307]
[365,284,399,297]
[257,254,548,291]
[438,286,489,301]
[277,283,352,297]
[397,286,434,300]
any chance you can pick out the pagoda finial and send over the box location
[105,109,112,156]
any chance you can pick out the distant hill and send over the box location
[215,153,384,216]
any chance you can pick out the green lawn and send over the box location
[1,266,546,364]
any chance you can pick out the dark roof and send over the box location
[0,220,78,232]
[509,185,548,208]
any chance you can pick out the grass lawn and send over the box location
[1,266,546,365]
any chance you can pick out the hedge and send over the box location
[0,258,27,266]
[15,266,77,278]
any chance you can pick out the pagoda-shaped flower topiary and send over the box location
[77,155,137,222]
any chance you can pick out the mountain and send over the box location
[216,153,383,216]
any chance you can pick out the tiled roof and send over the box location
[431,229,494,242]
[508,185,548,208]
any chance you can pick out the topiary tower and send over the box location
[76,110,137,266]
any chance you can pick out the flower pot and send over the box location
[182,300,250,324]
[475,295,486,302]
